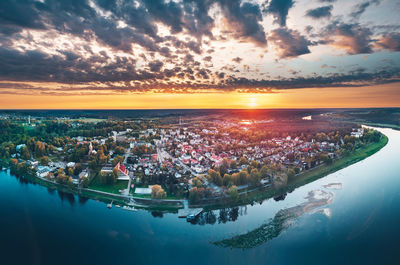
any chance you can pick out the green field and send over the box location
[89,178,130,194]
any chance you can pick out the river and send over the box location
[1,127,399,265]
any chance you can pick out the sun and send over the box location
[248,97,258,108]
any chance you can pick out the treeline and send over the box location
[9,159,36,178]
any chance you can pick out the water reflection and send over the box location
[213,188,336,249]
[151,211,164,218]
[190,206,247,225]
[57,190,76,206]
[78,195,89,205]
[47,187,56,195]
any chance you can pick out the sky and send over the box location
[0,0,399,109]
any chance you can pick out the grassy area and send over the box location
[89,178,129,195]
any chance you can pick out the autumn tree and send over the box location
[40,156,50,165]
[111,155,125,167]
[250,168,261,185]
[151,185,166,199]
[207,169,223,186]
[21,146,31,160]
[112,167,119,181]
[239,156,248,166]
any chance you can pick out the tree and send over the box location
[40,156,50,165]
[114,146,125,155]
[9,158,18,166]
[223,173,233,187]
[67,167,74,176]
[238,170,249,185]
[260,165,269,179]
[287,168,296,180]
[21,146,31,160]
[228,185,239,201]
[207,169,222,186]
[111,155,124,167]
[250,160,260,169]
[151,185,166,199]
[112,167,119,181]
[192,177,203,188]
[99,172,115,185]
[239,157,248,166]
[286,152,295,162]
[219,158,229,176]
[67,177,75,188]
[34,141,46,157]
[189,187,201,203]
[250,168,261,185]
[230,159,237,169]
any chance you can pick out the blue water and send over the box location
[1,127,400,265]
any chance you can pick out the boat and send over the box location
[186,214,195,221]
[122,206,137,211]
[115,205,120,208]
[107,201,113,209]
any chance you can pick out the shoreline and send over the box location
[2,131,389,212]
[191,132,389,210]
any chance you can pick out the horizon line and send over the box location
[1,107,400,111]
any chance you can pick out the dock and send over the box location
[178,200,203,219]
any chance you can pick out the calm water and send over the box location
[1,127,400,265]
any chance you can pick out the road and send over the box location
[123,146,131,163]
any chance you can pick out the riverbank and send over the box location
[193,133,389,210]
[3,132,388,212]
[25,175,183,211]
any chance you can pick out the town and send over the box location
[0,111,383,209]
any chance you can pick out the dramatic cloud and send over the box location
[218,0,267,46]
[306,5,333,19]
[267,0,295,27]
[376,33,400,51]
[323,22,373,54]
[269,28,311,58]
[0,0,399,95]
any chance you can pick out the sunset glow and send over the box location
[0,0,399,109]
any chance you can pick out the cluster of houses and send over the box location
[13,119,364,196]
[96,123,365,193]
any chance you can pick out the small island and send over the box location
[0,111,388,214]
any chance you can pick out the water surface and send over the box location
[1,127,400,265]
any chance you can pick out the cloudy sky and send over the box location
[0,0,399,108]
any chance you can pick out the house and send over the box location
[36,166,50,178]
[134,186,153,195]
[67,162,76,168]
[16,144,26,152]
[100,166,113,174]
[79,169,89,179]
